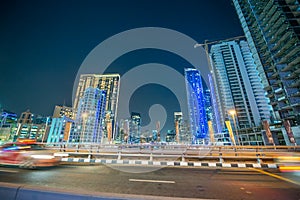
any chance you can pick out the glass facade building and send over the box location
[184,68,208,144]
[129,112,141,144]
[71,87,106,143]
[233,0,300,126]
[210,40,271,130]
[74,74,120,142]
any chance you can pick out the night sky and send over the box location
[0,0,243,132]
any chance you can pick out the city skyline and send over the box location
[0,0,243,133]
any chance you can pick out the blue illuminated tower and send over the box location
[184,68,208,144]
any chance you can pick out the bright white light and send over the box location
[54,153,69,157]
[30,155,55,159]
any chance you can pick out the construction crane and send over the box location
[194,35,246,48]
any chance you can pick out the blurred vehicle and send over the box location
[275,153,300,173]
[0,139,60,169]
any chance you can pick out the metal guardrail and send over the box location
[45,143,300,164]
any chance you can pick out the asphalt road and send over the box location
[0,164,299,200]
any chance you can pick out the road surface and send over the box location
[0,164,299,200]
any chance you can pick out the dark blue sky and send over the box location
[0,0,243,131]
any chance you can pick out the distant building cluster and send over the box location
[0,1,299,146]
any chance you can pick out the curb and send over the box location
[61,158,278,168]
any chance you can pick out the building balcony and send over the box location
[271,101,278,106]
[282,56,300,71]
[270,71,279,79]
[290,79,300,87]
[285,68,300,80]
[281,113,296,120]
[279,103,293,110]
[265,5,277,20]
[265,19,283,38]
[264,85,272,91]
[270,79,281,86]
[272,32,293,53]
[279,47,300,64]
[277,41,300,63]
[290,96,300,105]
[291,91,300,97]
[268,19,286,39]
[286,87,299,96]
[274,88,284,94]
[277,95,287,102]
[259,1,274,19]
[264,64,275,72]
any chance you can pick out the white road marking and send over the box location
[129,179,175,184]
[0,169,19,173]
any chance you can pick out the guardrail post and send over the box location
[182,153,185,162]
[117,146,121,160]
[149,146,153,161]
[219,147,223,163]
[88,145,92,159]
[256,153,261,164]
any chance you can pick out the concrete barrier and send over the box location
[60,157,279,168]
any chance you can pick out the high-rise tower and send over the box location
[71,87,106,143]
[73,74,120,143]
[210,40,271,129]
[232,0,300,127]
[184,68,208,144]
[129,112,141,144]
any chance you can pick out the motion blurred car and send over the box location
[275,153,300,173]
[0,139,60,169]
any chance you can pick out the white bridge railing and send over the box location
[44,143,300,163]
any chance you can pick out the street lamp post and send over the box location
[229,110,240,146]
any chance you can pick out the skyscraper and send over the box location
[73,74,120,143]
[118,119,130,143]
[232,0,300,128]
[174,112,183,143]
[70,87,106,143]
[184,68,208,144]
[129,112,141,144]
[208,73,222,135]
[210,40,271,144]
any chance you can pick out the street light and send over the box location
[229,109,240,146]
